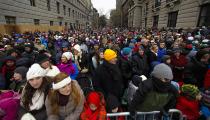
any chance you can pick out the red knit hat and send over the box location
[87,92,101,107]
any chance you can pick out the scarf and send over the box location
[29,91,45,111]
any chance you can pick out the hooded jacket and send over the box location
[129,77,178,112]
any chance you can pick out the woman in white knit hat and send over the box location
[18,63,52,120]
[45,72,85,120]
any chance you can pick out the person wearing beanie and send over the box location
[176,84,201,120]
[18,63,51,120]
[73,44,89,75]
[9,66,28,92]
[161,55,171,66]
[184,50,209,88]
[80,91,107,120]
[45,72,84,120]
[57,52,79,80]
[129,63,178,118]
[1,56,16,89]
[131,45,149,77]
[171,48,188,81]
[93,49,124,113]
[119,47,133,87]
[36,53,60,78]
[22,42,38,63]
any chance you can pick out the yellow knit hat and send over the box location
[104,49,117,61]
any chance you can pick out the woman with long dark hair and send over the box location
[18,63,51,120]
[45,72,85,120]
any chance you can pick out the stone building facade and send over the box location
[0,0,93,34]
[119,0,210,29]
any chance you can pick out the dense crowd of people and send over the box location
[0,27,210,120]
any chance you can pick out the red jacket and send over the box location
[204,67,210,89]
[176,96,200,120]
[171,55,187,81]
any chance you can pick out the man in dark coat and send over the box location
[93,49,124,112]
[184,50,209,88]
[129,63,178,115]
[132,45,149,77]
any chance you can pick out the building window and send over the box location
[145,18,147,28]
[30,0,36,6]
[47,0,51,11]
[153,15,159,28]
[146,3,149,11]
[167,11,178,27]
[5,16,16,24]
[65,22,67,26]
[63,5,66,15]
[50,21,53,26]
[198,4,210,27]
[72,10,75,18]
[155,0,161,8]
[56,2,60,14]
[34,19,40,25]
[68,8,71,17]
[59,22,62,26]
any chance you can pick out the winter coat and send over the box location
[184,57,208,88]
[200,105,210,119]
[131,53,149,77]
[57,62,79,80]
[176,96,200,120]
[157,48,166,62]
[119,56,132,87]
[147,51,158,66]
[127,75,143,104]
[129,77,178,112]
[204,65,210,89]
[9,79,26,92]
[0,73,5,89]
[1,64,16,89]
[93,60,124,109]
[0,91,20,120]
[171,55,188,81]
[45,81,85,120]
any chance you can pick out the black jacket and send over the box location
[184,57,208,88]
[132,53,149,77]
[119,56,132,87]
[129,77,178,112]
[93,61,124,108]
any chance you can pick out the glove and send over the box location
[140,75,147,81]
[81,68,88,73]
[21,113,36,120]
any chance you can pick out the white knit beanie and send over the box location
[26,63,46,81]
[62,52,73,60]
[73,44,81,53]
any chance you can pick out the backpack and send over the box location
[0,90,21,120]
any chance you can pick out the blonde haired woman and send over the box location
[45,72,85,120]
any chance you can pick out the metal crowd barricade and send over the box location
[107,109,185,120]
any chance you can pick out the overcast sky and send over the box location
[91,0,116,18]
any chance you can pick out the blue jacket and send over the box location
[157,48,166,62]
[70,63,79,80]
